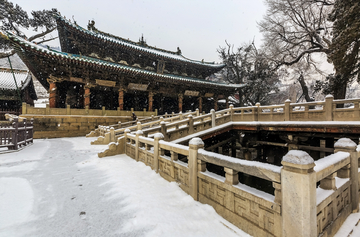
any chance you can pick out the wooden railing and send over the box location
[0,117,33,151]
[0,108,20,121]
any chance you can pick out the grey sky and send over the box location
[11,0,267,63]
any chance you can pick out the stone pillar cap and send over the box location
[154,133,164,139]
[135,130,143,135]
[334,138,357,149]
[189,137,204,146]
[282,150,315,171]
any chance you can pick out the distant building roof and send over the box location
[0,68,32,91]
[55,14,225,69]
[6,32,244,90]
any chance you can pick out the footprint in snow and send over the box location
[79,211,86,220]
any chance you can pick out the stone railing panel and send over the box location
[316,180,351,236]
[198,172,281,237]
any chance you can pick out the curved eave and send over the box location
[55,15,226,70]
[8,32,242,90]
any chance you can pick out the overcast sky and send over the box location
[10,0,267,63]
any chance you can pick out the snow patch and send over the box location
[0,177,34,229]
[314,152,349,172]
[282,150,314,165]
[189,137,204,146]
[334,138,357,148]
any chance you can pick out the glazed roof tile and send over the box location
[7,32,244,89]
[0,68,31,90]
[56,15,225,69]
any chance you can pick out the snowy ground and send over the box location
[0,137,250,237]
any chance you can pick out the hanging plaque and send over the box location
[204,93,214,97]
[184,90,199,96]
[96,79,116,87]
[128,83,148,91]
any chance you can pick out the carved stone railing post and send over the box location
[188,115,194,134]
[153,133,164,173]
[229,104,234,121]
[196,108,199,117]
[224,168,239,185]
[284,99,291,121]
[110,127,115,143]
[179,111,183,120]
[188,137,204,200]
[253,102,260,121]
[325,94,334,121]
[124,129,130,154]
[160,121,167,140]
[211,109,216,127]
[281,150,316,237]
[135,130,143,161]
[334,138,359,212]
[137,121,142,131]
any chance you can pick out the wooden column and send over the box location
[198,96,203,113]
[178,93,183,113]
[148,92,154,112]
[84,86,91,108]
[47,76,60,108]
[118,88,125,110]
[226,96,229,109]
[214,95,218,111]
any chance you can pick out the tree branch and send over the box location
[0,49,16,59]
[35,36,58,44]
[28,26,56,42]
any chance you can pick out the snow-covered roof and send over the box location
[55,14,225,69]
[0,68,31,91]
[6,32,244,89]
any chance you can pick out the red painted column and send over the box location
[48,80,57,108]
[148,92,154,112]
[118,88,125,110]
[178,93,183,113]
[198,97,203,113]
[84,86,91,108]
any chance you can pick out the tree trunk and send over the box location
[298,75,314,102]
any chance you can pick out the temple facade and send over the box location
[4,14,243,114]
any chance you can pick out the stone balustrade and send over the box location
[118,132,360,237]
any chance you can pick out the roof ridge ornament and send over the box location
[138,34,147,46]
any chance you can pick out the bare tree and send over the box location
[218,42,280,106]
[258,0,350,97]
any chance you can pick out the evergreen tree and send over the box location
[0,0,58,58]
[328,0,360,98]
